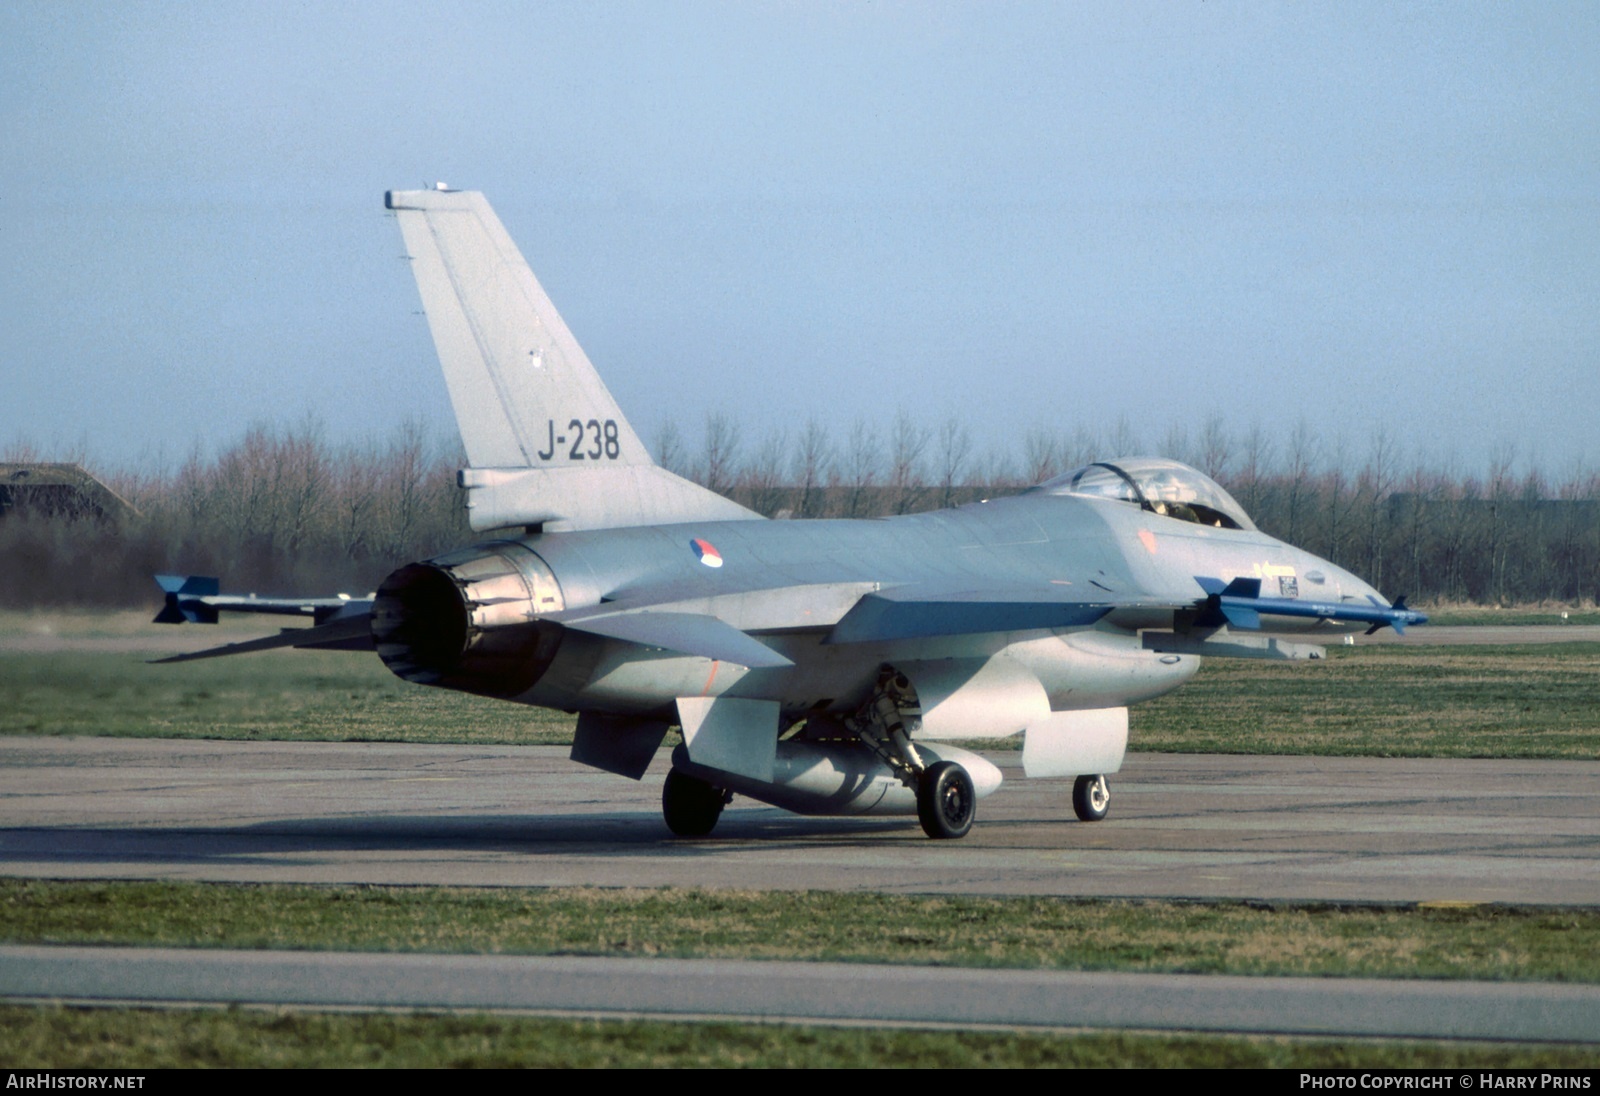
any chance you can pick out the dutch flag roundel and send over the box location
[691,538,724,568]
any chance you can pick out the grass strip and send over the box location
[5,880,1598,983]
[5,633,1600,757]
[3,1005,1595,1068]
[0,649,575,744]
[1134,642,1600,757]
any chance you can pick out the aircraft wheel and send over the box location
[1072,774,1110,822]
[917,760,976,839]
[663,769,727,837]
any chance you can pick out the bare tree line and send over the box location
[1,422,468,608]
[3,414,1597,608]
[683,411,1600,606]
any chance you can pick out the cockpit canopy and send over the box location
[1034,457,1257,531]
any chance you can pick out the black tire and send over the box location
[662,769,727,837]
[1072,774,1110,822]
[917,760,976,839]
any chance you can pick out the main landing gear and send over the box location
[917,760,976,839]
[1073,774,1110,822]
[849,666,977,840]
[659,666,984,841]
[662,768,730,837]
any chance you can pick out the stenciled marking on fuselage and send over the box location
[536,418,622,461]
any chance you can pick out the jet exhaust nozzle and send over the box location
[373,542,566,697]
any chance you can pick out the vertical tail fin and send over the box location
[386,187,758,532]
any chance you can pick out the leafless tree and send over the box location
[653,420,689,478]
[1021,426,1061,485]
[698,413,742,497]
[1197,413,1233,483]
[1159,421,1193,468]
[1235,422,1274,519]
[1553,460,1598,603]
[1485,442,1517,605]
[273,419,330,558]
[792,418,833,518]
[375,419,428,562]
[888,411,930,515]
[335,441,381,561]
[12,411,1600,611]
[1107,414,1140,458]
[974,444,1023,493]
[1357,426,1399,590]
[1063,424,1099,471]
[934,417,973,510]
[741,428,790,517]
[1321,433,1352,565]
[1283,418,1319,547]
[842,418,880,518]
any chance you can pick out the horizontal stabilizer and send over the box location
[556,609,793,668]
[151,613,374,664]
[826,585,1118,645]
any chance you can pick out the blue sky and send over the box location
[3,1,1596,478]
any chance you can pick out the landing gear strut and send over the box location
[1073,774,1110,822]
[663,768,730,837]
[848,666,978,840]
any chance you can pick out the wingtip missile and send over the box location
[154,574,221,624]
[152,574,373,627]
[1194,576,1428,636]
[1364,595,1428,635]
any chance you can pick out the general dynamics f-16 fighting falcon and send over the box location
[155,186,1425,840]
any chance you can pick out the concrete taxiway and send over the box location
[5,737,1597,1042]
[6,945,1598,1042]
[2,737,1596,904]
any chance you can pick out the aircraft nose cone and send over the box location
[1318,561,1382,606]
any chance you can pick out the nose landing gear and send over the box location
[1073,773,1110,822]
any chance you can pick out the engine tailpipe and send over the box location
[373,542,565,697]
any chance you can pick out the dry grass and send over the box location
[5,1006,1594,1068]
[5,880,1597,982]
[1135,642,1600,758]
[3,611,1598,757]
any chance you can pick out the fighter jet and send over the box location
[156,187,1426,840]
